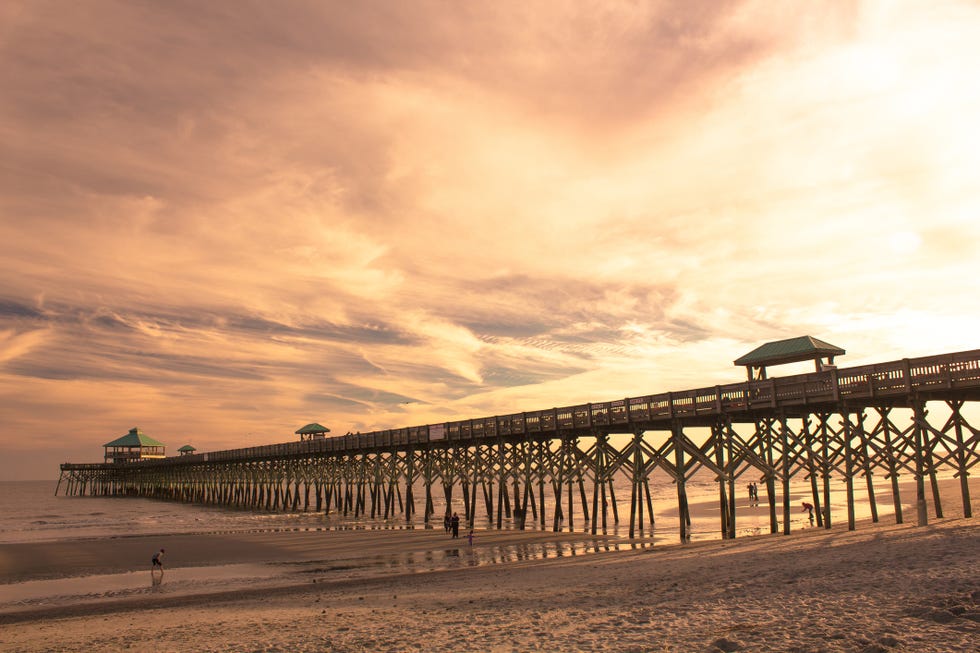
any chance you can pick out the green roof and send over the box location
[103,427,165,448]
[178,444,197,452]
[295,422,330,435]
[734,336,845,367]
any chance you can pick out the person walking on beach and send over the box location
[444,513,451,533]
[450,512,460,538]
[151,548,165,574]
[467,530,474,546]
[802,501,815,524]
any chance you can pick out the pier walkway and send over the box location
[58,348,980,541]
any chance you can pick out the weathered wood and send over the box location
[55,348,980,544]
[949,400,974,518]
[843,411,856,531]
[673,423,691,543]
[780,416,791,535]
[914,401,929,526]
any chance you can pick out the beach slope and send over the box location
[2,514,978,652]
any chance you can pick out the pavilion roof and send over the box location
[734,336,845,368]
[178,444,197,452]
[295,422,330,435]
[104,427,165,448]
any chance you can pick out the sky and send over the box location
[2,1,979,480]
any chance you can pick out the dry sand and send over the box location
[2,488,978,652]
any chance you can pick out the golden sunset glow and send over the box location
[1,1,979,479]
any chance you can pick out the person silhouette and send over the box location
[801,502,815,524]
[151,548,165,575]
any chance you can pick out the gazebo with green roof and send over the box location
[295,423,330,441]
[178,444,197,456]
[103,427,167,464]
[734,336,845,381]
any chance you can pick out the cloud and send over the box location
[2,0,980,479]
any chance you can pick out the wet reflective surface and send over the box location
[1,538,653,615]
[293,537,654,582]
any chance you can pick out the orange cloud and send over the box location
[1,0,979,479]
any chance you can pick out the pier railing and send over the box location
[101,348,980,468]
[57,348,980,541]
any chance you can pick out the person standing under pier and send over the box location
[151,548,165,575]
[801,502,815,524]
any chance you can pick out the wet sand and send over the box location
[2,527,617,582]
[2,479,978,652]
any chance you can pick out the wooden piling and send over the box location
[53,348,980,547]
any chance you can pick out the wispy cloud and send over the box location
[1,0,979,478]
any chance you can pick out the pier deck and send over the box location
[59,349,980,541]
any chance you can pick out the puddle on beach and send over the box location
[1,480,906,615]
[180,510,818,545]
[0,563,282,614]
[0,540,650,615]
[294,537,651,580]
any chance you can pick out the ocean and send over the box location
[0,475,906,618]
[1,472,845,547]
[0,480,340,545]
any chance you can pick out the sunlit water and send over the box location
[0,475,920,614]
[2,538,653,613]
[1,473,899,546]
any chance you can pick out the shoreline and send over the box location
[2,512,977,651]
[2,476,977,651]
[0,527,639,584]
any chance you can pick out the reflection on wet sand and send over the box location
[299,538,653,582]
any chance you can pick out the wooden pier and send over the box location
[57,348,980,541]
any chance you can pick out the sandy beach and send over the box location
[2,481,978,653]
